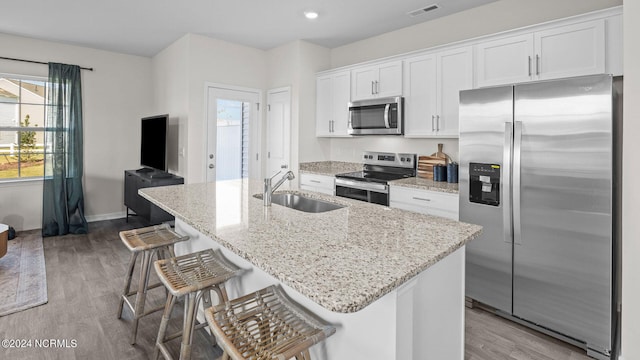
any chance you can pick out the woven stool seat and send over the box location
[120,223,189,252]
[117,223,189,345]
[205,285,335,360]
[155,249,242,297]
[154,249,243,360]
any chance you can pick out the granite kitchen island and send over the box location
[140,180,481,359]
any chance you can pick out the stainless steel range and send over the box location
[335,151,416,206]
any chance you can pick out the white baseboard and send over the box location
[85,211,126,223]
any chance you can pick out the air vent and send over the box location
[407,4,439,17]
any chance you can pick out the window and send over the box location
[0,74,48,180]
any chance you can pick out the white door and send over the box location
[315,74,333,137]
[535,19,605,80]
[475,34,534,87]
[206,85,261,182]
[436,46,473,137]
[376,60,403,98]
[266,87,291,182]
[403,53,438,136]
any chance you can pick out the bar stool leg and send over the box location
[154,293,176,360]
[131,250,153,345]
[179,292,199,360]
[117,252,138,319]
[201,289,218,347]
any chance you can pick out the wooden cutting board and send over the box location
[418,143,450,180]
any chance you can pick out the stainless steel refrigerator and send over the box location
[459,74,620,360]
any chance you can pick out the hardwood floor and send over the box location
[465,306,592,360]
[0,218,594,360]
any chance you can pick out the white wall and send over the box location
[621,1,640,359]
[184,34,267,183]
[266,40,333,176]
[152,35,190,176]
[0,33,153,230]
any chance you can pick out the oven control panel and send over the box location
[362,151,416,169]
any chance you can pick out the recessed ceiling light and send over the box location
[304,11,319,20]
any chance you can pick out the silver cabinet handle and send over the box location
[412,197,432,202]
[503,122,513,244]
[513,121,522,245]
[436,115,440,131]
[281,164,288,169]
[536,54,540,75]
[332,120,335,132]
[310,180,321,183]
[371,81,375,95]
[329,120,332,132]
[431,115,435,132]
[528,56,532,77]
[209,164,214,169]
[375,81,379,94]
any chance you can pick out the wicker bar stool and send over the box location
[154,248,243,360]
[117,223,190,345]
[204,285,336,360]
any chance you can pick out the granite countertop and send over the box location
[299,161,361,176]
[390,177,459,194]
[140,180,481,313]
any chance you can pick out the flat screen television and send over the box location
[140,114,168,172]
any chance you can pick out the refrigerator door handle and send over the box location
[503,122,513,244]
[513,120,523,245]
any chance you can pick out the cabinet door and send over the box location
[351,65,378,101]
[331,71,351,136]
[316,75,333,137]
[437,47,472,137]
[403,54,438,136]
[475,34,534,87]
[535,20,605,80]
[376,61,403,98]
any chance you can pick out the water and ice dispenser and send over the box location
[468,163,500,206]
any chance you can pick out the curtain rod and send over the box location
[0,56,94,71]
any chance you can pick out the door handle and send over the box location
[503,122,513,244]
[281,164,288,169]
[375,81,379,94]
[431,115,435,132]
[536,55,540,76]
[436,115,440,131]
[383,104,391,128]
[513,121,522,245]
[528,56,532,77]
[371,81,375,95]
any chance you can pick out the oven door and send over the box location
[335,178,389,206]
[348,97,403,135]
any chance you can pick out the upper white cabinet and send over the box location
[316,70,351,137]
[351,60,403,101]
[403,47,472,138]
[475,19,605,87]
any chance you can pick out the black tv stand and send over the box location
[136,167,154,173]
[124,170,184,224]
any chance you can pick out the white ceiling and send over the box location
[0,0,497,57]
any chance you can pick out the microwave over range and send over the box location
[348,97,404,135]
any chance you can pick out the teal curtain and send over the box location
[42,63,88,236]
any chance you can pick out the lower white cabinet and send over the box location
[389,186,459,220]
[300,173,335,196]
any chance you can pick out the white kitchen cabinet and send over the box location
[475,19,605,87]
[389,186,459,220]
[300,173,335,195]
[351,60,402,101]
[316,70,351,137]
[403,47,472,138]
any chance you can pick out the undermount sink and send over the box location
[255,193,345,213]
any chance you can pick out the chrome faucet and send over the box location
[264,170,295,206]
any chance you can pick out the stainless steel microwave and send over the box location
[348,97,403,135]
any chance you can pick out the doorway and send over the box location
[205,85,261,182]
[265,87,291,182]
